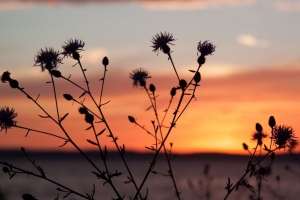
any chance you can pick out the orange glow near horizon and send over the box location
[1,63,300,155]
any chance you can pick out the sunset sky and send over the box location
[0,0,299,154]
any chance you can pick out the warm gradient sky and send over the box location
[0,0,299,154]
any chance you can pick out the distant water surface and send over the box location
[0,151,299,200]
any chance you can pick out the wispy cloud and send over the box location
[142,0,256,11]
[274,0,300,12]
[237,34,269,48]
[0,1,34,11]
[0,0,256,11]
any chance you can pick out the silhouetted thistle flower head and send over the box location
[252,132,267,145]
[272,125,296,149]
[197,40,216,57]
[151,32,175,54]
[1,71,11,83]
[61,39,85,60]
[130,68,151,87]
[34,47,62,72]
[289,139,298,150]
[0,106,17,132]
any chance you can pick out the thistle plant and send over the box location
[0,32,296,200]
[224,116,296,200]
[0,32,217,200]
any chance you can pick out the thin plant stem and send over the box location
[0,161,92,200]
[17,86,103,176]
[134,121,162,144]
[174,64,201,123]
[13,125,67,140]
[64,60,142,199]
[99,65,107,106]
[50,73,60,120]
[257,145,262,200]
[61,76,86,91]
[143,86,182,200]
[167,53,180,81]
[161,95,174,127]
[133,87,187,200]
[91,124,122,199]
[77,59,91,96]
[224,147,279,200]
[97,108,143,200]
[77,59,100,108]
[269,127,274,149]
[72,99,103,120]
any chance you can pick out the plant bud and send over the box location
[139,79,146,87]
[72,52,80,60]
[149,84,156,93]
[85,113,94,124]
[102,56,109,66]
[242,143,248,150]
[128,116,136,123]
[9,79,19,88]
[256,123,263,132]
[193,71,201,83]
[197,55,206,65]
[179,79,187,89]
[63,94,73,101]
[2,166,9,173]
[170,87,176,96]
[268,116,276,128]
[259,166,266,176]
[162,44,170,54]
[51,70,62,78]
[78,106,88,114]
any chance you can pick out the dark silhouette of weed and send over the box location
[0,32,216,200]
